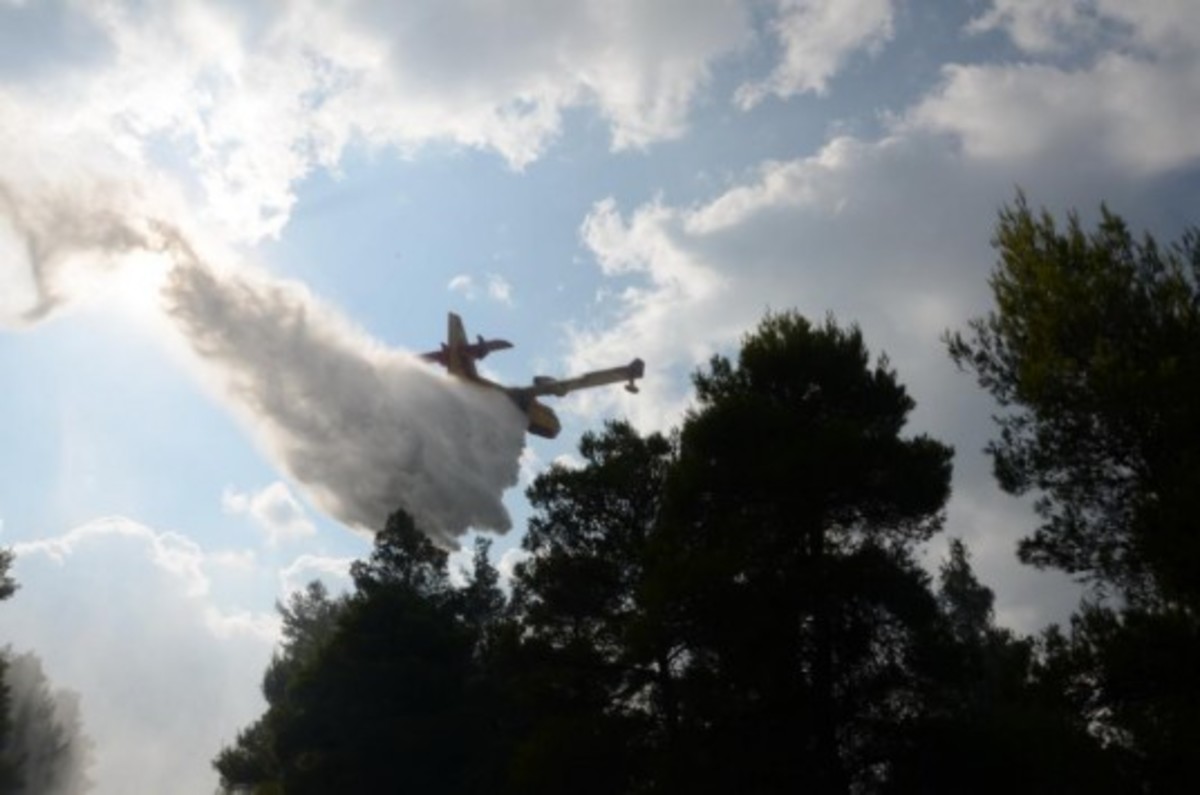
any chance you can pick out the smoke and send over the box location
[1,648,95,795]
[0,178,526,546]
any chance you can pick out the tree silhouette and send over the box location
[1,555,94,795]
[888,541,1120,794]
[509,314,957,793]
[948,196,1200,790]
[654,312,953,794]
[1,550,15,793]
[508,421,675,794]
[947,195,1200,608]
[215,511,523,794]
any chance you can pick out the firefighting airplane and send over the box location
[421,313,644,439]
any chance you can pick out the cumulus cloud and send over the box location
[222,481,317,545]
[919,0,1200,176]
[906,56,1200,175]
[446,272,515,305]
[966,0,1097,53]
[969,0,1200,56]
[486,273,514,305]
[447,274,475,297]
[15,516,212,597]
[8,517,278,795]
[735,0,895,107]
[0,0,754,243]
[278,553,355,597]
[570,133,994,428]
[497,546,531,585]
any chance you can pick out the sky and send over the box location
[1,1,1198,792]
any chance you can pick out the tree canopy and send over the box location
[948,195,1200,790]
[215,302,1145,793]
[947,195,1200,608]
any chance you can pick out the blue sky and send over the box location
[2,1,1199,792]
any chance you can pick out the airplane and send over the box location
[420,313,644,439]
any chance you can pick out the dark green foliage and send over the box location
[938,539,995,645]
[0,550,14,794]
[214,581,348,792]
[947,195,1200,607]
[2,553,96,795]
[948,197,1200,789]
[889,541,1121,794]
[509,421,675,795]
[223,283,1200,792]
[0,550,14,603]
[1038,605,1200,792]
[655,313,954,794]
[0,650,93,795]
[215,511,502,794]
[507,314,956,794]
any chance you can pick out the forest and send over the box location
[3,197,1198,793]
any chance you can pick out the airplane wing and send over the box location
[522,359,645,398]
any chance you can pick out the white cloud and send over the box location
[203,606,282,643]
[518,445,542,486]
[207,548,257,572]
[8,517,279,795]
[551,453,585,471]
[223,481,317,545]
[278,553,355,597]
[969,0,1200,56]
[942,2,1200,177]
[447,273,475,298]
[447,272,514,305]
[15,516,211,597]
[486,273,514,305]
[497,546,531,584]
[906,55,1200,175]
[967,0,1096,53]
[0,0,753,243]
[736,0,895,107]
[569,133,991,431]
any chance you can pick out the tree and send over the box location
[654,312,953,793]
[946,195,1200,608]
[948,196,1200,790]
[1037,604,1199,792]
[0,550,14,603]
[213,580,349,792]
[508,421,676,795]
[888,541,1121,794]
[1,550,16,794]
[215,510,511,795]
[0,651,94,795]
